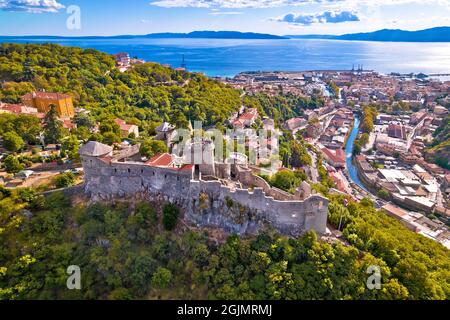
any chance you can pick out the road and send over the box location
[308,150,319,183]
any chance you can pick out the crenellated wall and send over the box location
[81,155,329,236]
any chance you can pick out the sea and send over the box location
[1,37,450,78]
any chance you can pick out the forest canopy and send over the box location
[0,43,242,132]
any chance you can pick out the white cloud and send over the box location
[208,11,243,15]
[0,0,64,13]
[151,0,318,9]
[150,0,447,9]
[275,10,360,25]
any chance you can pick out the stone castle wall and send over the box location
[81,155,329,236]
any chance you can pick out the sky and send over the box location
[0,0,450,36]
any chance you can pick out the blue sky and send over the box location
[1,0,450,36]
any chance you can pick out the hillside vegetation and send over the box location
[1,190,449,300]
[427,114,450,169]
[0,43,241,130]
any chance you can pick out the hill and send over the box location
[0,31,286,40]
[0,43,242,133]
[287,26,450,42]
[426,114,450,169]
[1,188,449,300]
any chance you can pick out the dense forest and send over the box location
[426,114,450,169]
[0,43,242,131]
[0,188,449,300]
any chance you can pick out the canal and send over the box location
[345,116,369,192]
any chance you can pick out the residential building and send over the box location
[21,92,74,118]
[321,147,346,168]
[115,119,140,138]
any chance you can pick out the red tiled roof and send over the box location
[22,92,71,100]
[321,147,346,164]
[232,118,245,126]
[114,52,129,58]
[145,153,174,167]
[178,164,194,171]
[115,118,135,131]
[144,153,194,172]
[62,119,76,130]
[239,112,257,121]
[1,104,22,113]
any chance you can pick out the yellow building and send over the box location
[21,92,75,118]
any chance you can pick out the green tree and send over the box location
[61,135,80,160]
[102,132,121,146]
[2,131,24,152]
[140,139,168,158]
[270,170,301,193]
[151,267,172,289]
[290,140,312,168]
[74,113,95,129]
[4,155,24,173]
[352,141,362,156]
[359,133,370,146]
[55,172,76,188]
[162,203,179,231]
[377,189,390,200]
[43,105,64,144]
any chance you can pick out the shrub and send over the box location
[377,189,390,200]
[2,131,24,152]
[151,267,172,289]
[162,203,179,231]
[4,155,24,174]
[55,172,76,189]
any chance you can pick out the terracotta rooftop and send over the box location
[22,92,71,100]
[114,118,136,131]
[239,112,257,121]
[145,153,194,172]
[383,203,408,217]
[145,153,174,167]
[321,147,346,164]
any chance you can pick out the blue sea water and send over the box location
[1,37,450,77]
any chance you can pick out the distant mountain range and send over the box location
[0,31,286,40]
[287,27,450,42]
[1,27,449,42]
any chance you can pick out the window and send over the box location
[114,168,117,173]
[128,168,131,173]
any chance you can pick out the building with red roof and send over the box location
[115,119,140,138]
[145,153,194,172]
[21,91,74,118]
[321,147,346,168]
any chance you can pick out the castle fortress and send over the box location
[79,141,329,236]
